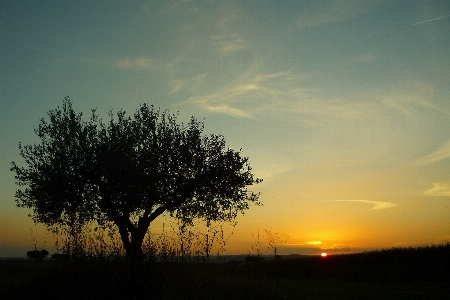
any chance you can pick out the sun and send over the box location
[321,252,327,257]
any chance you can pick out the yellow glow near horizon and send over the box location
[307,241,322,245]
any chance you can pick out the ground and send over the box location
[1,245,450,299]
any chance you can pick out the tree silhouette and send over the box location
[27,249,49,260]
[12,98,261,259]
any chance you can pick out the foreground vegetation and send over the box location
[1,243,450,299]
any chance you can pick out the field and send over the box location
[1,244,450,299]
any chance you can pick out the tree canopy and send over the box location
[11,98,261,259]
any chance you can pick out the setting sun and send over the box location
[321,253,327,257]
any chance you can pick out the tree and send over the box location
[27,249,49,260]
[12,97,262,259]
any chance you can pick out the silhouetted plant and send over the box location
[11,97,262,260]
[26,249,49,260]
[264,230,288,258]
[250,230,263,258]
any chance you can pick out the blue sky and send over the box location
[1,0,450,256]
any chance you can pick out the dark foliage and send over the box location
[26,249,49,261]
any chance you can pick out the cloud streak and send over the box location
[114,57,155,70]
[406,14,450,28]
[436,234,450,242]
[332,200,398,210]
[212,34,250,56]
[296,0,383,29]
[181,66,301,118]
[379,81,444,117]
[421,140,450,165]
[180,62,381,121]
[203,103,251,118]
[424,181,450,197]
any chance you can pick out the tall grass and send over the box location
[47,217,245,266]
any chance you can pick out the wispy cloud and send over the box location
[332,200,398,210]
[114,57,155,70]
[282,239,366,254]
[284,241,322,247]
[424,181,450,197]
[307,241,322,245]
[421,140,450,165]
[280,245,379,255]
[180,63,384,121]
[380,81,446,117]
[296,0,382,29]
[203,103,251,118]
[254,161,293,181]
[170,73,207,94]
[175,52,443,127]
[181,66,301,118]
[212,34,250,56]
[436,234,450,242]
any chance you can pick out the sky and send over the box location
[1,0,450,257]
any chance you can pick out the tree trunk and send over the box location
[116,222,133,257]
[115,217,149,260]
[127,241,144,260]
[128,231,146,260]
[117,231,145,260]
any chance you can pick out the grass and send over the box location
[0,260,35,299]
[1,244,450,299]
[278,278,450,300]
